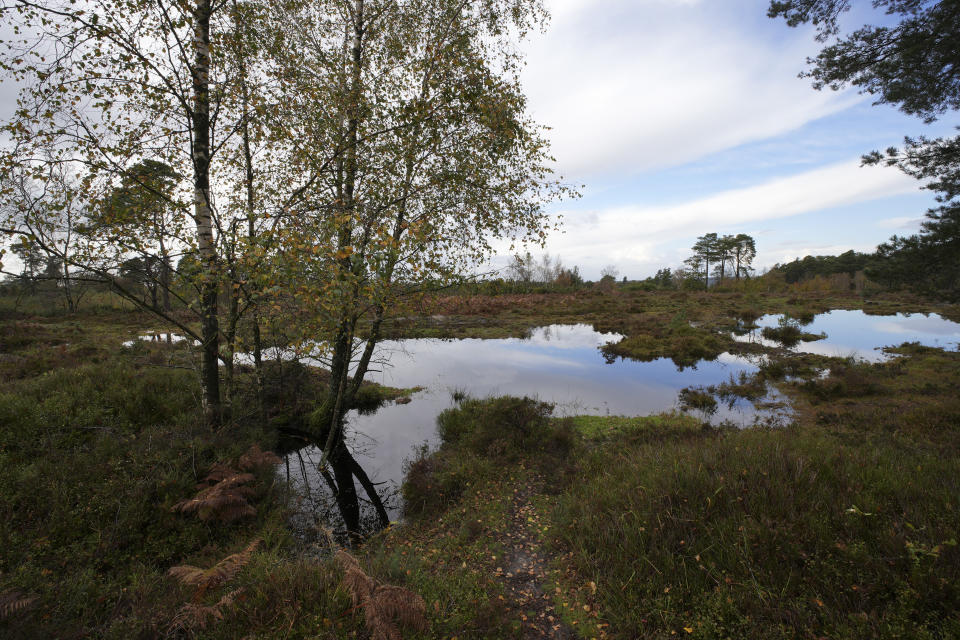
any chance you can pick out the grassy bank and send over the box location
[0,309,405,638]
[370,338,960,638]
[3,286,960,638]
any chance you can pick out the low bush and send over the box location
[403,396,575,518]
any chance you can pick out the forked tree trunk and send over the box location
[317,0,365,457]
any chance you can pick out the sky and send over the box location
[503,0,955,279]
[0,0,952,281]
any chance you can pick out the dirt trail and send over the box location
[497,479,577,639]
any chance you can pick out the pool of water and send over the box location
[288,324,785,523]
[732,310,960,362]
[122,333,199,347]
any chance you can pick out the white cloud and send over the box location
[523,0,859,179]
[533,159,919,277]
[877,215,924,230]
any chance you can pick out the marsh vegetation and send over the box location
[2,276,959,638]
[2,0,960,637]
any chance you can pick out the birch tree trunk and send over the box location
[192,0,222,427]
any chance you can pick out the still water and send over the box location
[733,310,960,362]
[289,324,781,523]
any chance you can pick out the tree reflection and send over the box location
[278,428,395,546]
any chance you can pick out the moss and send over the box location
[600,317,730,368]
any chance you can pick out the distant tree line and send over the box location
[771,250,875,284]
[504,252,584,288]
[633,267,686,291]
[771,241,957,300]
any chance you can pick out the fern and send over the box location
[166,538,258,634]
[237,444,281,471]
[173,446,280,523]
[172,473,256,522]
[200,462,241,485]
[0,589,38,619]
[335,551,427,640]
[168,588,244,634]
[168,539,262,599]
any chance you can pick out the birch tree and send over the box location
[253,0,568,536]
[0,0,272,425]
[1,164,86,311]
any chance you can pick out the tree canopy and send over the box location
[769,0,960,300]
[0,0,566,435]
[772,249,876,283]
[685,232,756,289]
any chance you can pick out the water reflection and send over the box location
[733,311,960,361]
[278,434,398,545]
[288,324,784,522]
[122,332,197,347]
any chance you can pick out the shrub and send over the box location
[403,397,574,518]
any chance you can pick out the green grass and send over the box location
[382,339,960,639]
[552,422,960,638]
[0,310,366,639]
[562,413,701,439]
[3,286,960,638]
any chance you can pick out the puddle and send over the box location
[122,333,198,347]
[732,310,960,362]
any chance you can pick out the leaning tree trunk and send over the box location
[192,0,221,428]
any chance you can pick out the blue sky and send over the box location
[0,0,951,281]
[505,0,954,279]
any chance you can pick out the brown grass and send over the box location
[421,293,578,316]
